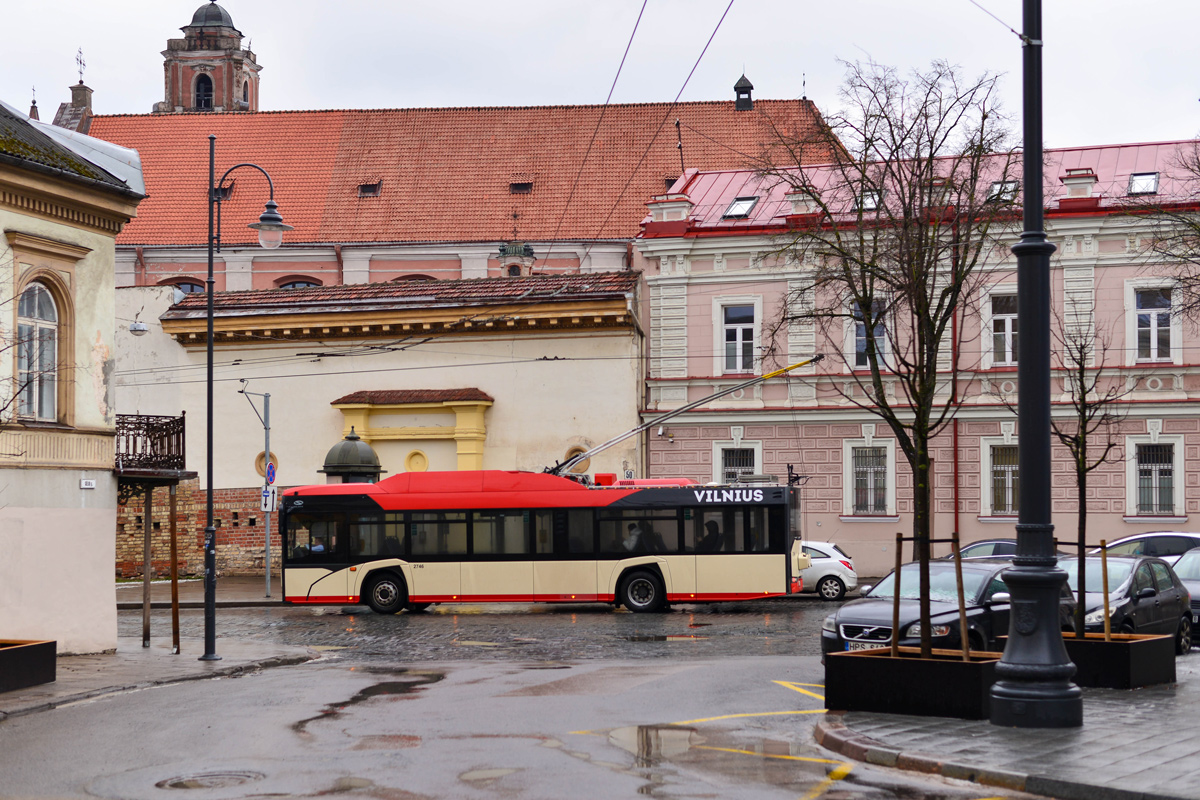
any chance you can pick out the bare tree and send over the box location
[760,59,1019,657]
[1128,141,1200,318]
[1048,302,1135,639]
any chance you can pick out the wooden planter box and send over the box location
[0,640,56,693]
[825,646,1002,720]
[1061,632,1175,689]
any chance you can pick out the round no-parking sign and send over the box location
[266,462,276,485]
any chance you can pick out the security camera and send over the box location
[657,426,664,436]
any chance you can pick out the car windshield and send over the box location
[1061,559,1134,592]
[868,564,991,603]
[1174,550,1200,581]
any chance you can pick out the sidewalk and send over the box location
[115,575,284,609]
[815,655,1200,800]
[0,638,316,722]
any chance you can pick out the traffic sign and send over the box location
[266,462,277,485]
[261,486,278,512]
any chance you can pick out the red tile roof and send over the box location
[331,389,494,405]
[87,101,834,247]
[161,271,640,316]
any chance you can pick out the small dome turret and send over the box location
[186,1,240,33]
[319,427,386,484]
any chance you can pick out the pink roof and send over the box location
[644,140,1200,235]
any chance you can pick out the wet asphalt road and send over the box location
[118,597,838,662]
[0,600,1043,799]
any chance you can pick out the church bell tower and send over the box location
[154,1,261,113]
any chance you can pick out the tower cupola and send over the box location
[154,2,261,113]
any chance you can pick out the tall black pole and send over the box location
[200,134,221,661]
[990,0,1078,726]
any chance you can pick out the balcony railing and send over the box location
[115,414,186,472]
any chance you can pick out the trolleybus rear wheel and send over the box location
[620,570,666,613]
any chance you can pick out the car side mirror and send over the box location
[1135,586,1157,601]
[989,592,1011,604]
[859,584,872,596]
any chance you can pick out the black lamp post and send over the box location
[200,134,292,661]
[988,0,1083,726]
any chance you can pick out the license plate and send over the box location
[846,641,885,651]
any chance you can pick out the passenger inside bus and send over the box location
[623,522,644,552]
[698,520,722,552]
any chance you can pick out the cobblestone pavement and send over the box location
[118,598,836,662]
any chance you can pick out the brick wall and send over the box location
[115,480,284,578]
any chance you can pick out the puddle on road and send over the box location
[608,725,703,767]
[292,670,444,736]
[623,635,710,642]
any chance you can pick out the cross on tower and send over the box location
[76,48,86,83]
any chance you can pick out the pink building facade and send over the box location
[636,142,1200,576]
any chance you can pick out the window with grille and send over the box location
[721,448,755,484]
[1136,444,1174,515]
[195,74,213,109]
[991,445,1019,515]
[723,305,755,372]
[1136,288,1172,361]
[852,447,887,514]
[991,295,1018,365]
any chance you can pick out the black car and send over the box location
[938,538,1070,560]
[1062,555,1192,654]
[1175,548,1200,638]
[820,560,1075,656]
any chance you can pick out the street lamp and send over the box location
[989,0,1082,726]
[200,134,292,661]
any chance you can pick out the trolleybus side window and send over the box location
[348,512,405,558]
[288,513,343,562]
[533,510,554,554]
[471,511,529,555]
[565,509,595,554]
[597,509,679,554]
[411,511,467,556]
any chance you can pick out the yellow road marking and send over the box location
[669,709,826,725]
[773,680,826,701]
[801,761,854,800]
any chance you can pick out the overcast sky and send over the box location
[4,1,1197,148]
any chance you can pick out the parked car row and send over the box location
[822,549,1197,659]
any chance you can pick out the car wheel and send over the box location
[817,575,846,601]
[620,570,666,613]
[968,630,988,652]
[365,573,407,614]
[406,602,432,613]
[1177,615,1193,655]
[1119,621,1135,635]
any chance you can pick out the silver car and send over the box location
[799,541,858,600]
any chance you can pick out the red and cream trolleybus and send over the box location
[281,470,806,613]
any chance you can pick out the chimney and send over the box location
[734,74,754,111]
[70,81,93,113]
[1060,167,1099,198]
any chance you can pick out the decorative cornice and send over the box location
[0,167,138,237]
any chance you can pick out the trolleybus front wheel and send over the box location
[365,573,408,614]
[620,570,666,613]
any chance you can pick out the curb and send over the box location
[813,713,1189,800]
[0,651,316,723]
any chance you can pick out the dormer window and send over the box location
[509,182,533,194]
[987,180,1020,202]
[358,181,382,197]
[1129,172,1159,195]
[213,182,233,201]
[174,281,205,294]
[856,190,881,212]
[280,280,320,289]
[664,176,679,191]
[723,196,758,219]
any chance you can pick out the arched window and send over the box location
[172,281,205,294]
[17,282,58,421]
[195,74,213,110]
[279,280,320,289]
[242,81,249,104]
[507,265,522,277]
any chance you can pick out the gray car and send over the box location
[799,541,858,600]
